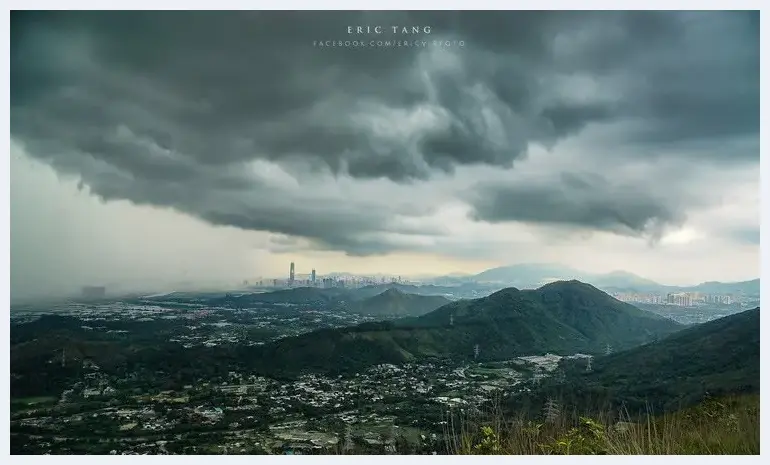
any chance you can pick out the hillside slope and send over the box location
[347,284,423,300]
[250,281,682,377]
[345,289,450,317]
[515,307,760,414]
[589,306,759,408]
[212,284,454,307]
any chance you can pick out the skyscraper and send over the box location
[311,269,316,284]
[289,262,295,286]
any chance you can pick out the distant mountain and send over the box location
[469,263,759,295]
[214,283,488,308]
[515,307,760,415]
[346,282,497,300]
[685,279,760,296]
[250,281,682,377]
[471,263,583,287]
[347,283,423,300]
[469,264,664,291]
[587,270,662,290]
[604,278,761,296]
[345,289,450,318]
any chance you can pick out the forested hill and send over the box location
[344,289,451,317]
[509,307,760,415]
[249,281,683,377]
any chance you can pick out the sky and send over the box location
[9,11,760,300]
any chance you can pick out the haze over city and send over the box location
[10,11,759,301]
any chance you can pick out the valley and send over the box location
[9,282,761,454]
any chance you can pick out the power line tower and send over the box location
[473,344,480,360]
[586,357,593,373]
[61,348,66,368]
[543,398,560,424]
[449,314,454,326]
[605,343,613,356]
[343,425,353,454]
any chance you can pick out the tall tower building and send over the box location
[289,262,295,286]
[311,269,316,284]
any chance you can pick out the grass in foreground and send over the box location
[449,394,759,455]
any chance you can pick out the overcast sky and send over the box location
[10,11,759,300]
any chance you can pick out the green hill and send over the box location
[250,281,682,377]
[345,289,451,317]
[458,394,759,455]
[347,284,424,300]
[687,279,760,296]
[514,307,760,414]
[588,306,759,409]
[213,284,452,307]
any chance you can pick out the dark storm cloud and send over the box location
[10,11,759,254]
[469,172,685,240]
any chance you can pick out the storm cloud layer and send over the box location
[10,11,759,255]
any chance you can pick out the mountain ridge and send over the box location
[511,307,760,415]
[465,263,759,294]
[249,280,683,378]
[344,289,451,317]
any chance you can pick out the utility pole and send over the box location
[343,425,353,454]
[544,398,560,424]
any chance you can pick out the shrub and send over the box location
[539,417,607,455]
[473,426,501,454]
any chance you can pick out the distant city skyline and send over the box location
[10,11,759,301]
[263,260,760,287]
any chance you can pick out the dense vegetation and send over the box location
[503,308,760,417]
[249,281,682,377]
[344,289,451,317]
[11,281,683,397]
[452,394,759,455]
[10,285,760,455]
[215,283,458,308]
